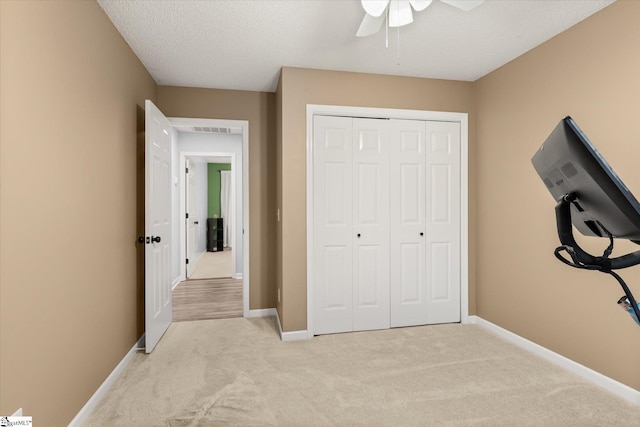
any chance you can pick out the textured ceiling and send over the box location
[97,0,615,93]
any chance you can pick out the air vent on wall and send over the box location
[192,126,230,133]
[172,124,242,135]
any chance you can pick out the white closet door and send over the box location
[389,119,427,327]
[425,121,461,324]
[313,115,461,335]
[352,118,390,331]
[313,115,354,335]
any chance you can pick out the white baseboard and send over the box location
[281,329,310,341]
[11,408,23,416]
[234,273,243,280]
[274,310,309,341]
[469,315,640,406]
[246,308,276,318]
[68,334,146,426]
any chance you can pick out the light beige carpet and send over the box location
[83,318,640,426]
[189,249,232,279]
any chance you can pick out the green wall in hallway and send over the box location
[207,163,232,218]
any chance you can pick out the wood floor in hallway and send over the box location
[172,277,242,322]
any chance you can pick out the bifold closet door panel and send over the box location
[312,114,462,335]
[352,118,390,332]
[313,115,354,335]
[425,121,461,324]
[389,119,428,328]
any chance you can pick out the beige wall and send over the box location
[475,0,640,390]
[157,86,277,310]
[0,1,157,425]
[278,68,476,331]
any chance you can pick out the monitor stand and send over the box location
[554,192,640,326]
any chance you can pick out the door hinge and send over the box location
[186,167,189,173]
[186,259,189,264]
[186,213,189,219]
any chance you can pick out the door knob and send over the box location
[357,233,361,238]
[151,236,161,243]
[420,232,424,236]
[194,221,199,225]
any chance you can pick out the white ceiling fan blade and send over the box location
[356,13,386,37]
[389,0,413,28]
[409,0,433,12]
[439,0,484,12]
[361,0,390,17]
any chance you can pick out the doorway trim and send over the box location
[180,152,236,279]
[305,104,469,337]
[171,117,250,317]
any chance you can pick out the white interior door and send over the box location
[352,118,390,331]
[390,119,427,327]
[313,115,354,335]
[425,121,461,324]
[186,159,196,278]
[145,99,172,353]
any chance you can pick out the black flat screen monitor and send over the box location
[531,116,640,240]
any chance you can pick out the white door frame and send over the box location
[180,152,236,278]
[185,158,198,279]
[172,117,250,317]
[306,104,469,338]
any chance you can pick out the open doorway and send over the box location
[170,118,249,322]
[185,156,234,280]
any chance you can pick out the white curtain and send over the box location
[220,170,232,248]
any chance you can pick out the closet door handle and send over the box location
[420,232,424,236]
[357,233,361,238]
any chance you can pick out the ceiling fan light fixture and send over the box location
[408,0,433,12]
[361,0,390,17]
[357,0,484,37]
[389,0,413,27]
